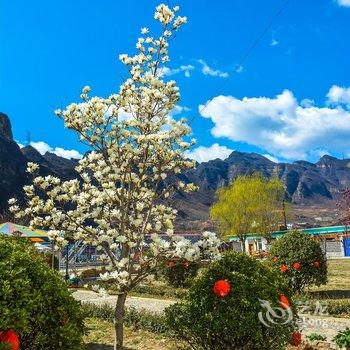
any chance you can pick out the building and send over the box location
[229,225,350,258]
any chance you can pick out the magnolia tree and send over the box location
[9,4,220,349]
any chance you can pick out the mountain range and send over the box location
[1,112,348,223]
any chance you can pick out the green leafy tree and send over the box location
[210,175,285,251]
[254,176,286,242]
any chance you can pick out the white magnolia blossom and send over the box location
[9,4,220,294]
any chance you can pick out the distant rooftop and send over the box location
[230,225,349,241]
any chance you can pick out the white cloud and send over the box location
[30,141,52,154]
[300,98,314,108]
[199,87,350,161]
[337,0,350,7]
[235,65,244,73]
[52,147,83,159]
[170,105,191,116]
[29,141,83,159]
[16,141,25,149]
[198,59,229,78]
[159,65,194,78]
[327,85,350,107]
[270,39,279,46]
[263,154,280,163]
[185,143,233,163]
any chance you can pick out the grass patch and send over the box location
[297,259,350,317]
[308,259,350,294]
[84,318,184,350]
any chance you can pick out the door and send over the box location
[344,237,350,257]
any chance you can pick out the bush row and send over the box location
[81,303,170,335]
[85,279,188,299]
[295,297,350,317]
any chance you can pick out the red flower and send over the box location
[279,294,290,309]
[0,330,20,350]
[166,260,175,268]
[312,260,320,268]
[183,261,190,269]
[292,262,301,270]
[290,331,302,346]
[272,256,278,262]
[280,264,288,273]
[213,279,231,298]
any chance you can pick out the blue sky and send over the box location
[1,0,350,162]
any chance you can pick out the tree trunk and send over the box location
[240,238,246,253]
[114,292,127,350]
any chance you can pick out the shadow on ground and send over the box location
[308,289,350,299]
[86,344,135,350]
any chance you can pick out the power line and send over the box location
[196,0,292,120]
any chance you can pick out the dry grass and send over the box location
[308,259,350,299]
[324,259,350,290]
[84,318,184,350]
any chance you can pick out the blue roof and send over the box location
[229,225,348,241]
[273,225,348,237]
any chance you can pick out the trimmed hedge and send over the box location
[0,236,85,350]
[295,296,350,317]
[82,303,169,335]
[268,230,327,294]
[165,252,298,350]
[159,259,199,287]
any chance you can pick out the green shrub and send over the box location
[81,303,115,323]
[79,267,106,280]
[43,252,60,270]
[268,230,327,293]
[82,303,169,334]
[333,327,350,349]
[326,299,350,316]
[0,343,12,350]
[0,236,85,350]
[306,333,327,341]
[159,259,199,287]
[165,252,298,350]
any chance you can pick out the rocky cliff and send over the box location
[1,112,349,221]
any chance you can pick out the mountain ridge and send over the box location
[1,113,348,222]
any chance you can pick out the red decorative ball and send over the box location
[166,260,175,268]
[312,260,320,268]
[213,279,231,298]
[280,264,288,273]
[292,262,301,270]
[183,261,190,269]
[290,331,302,346]
[279,294,290,309]
[0,330,20,350]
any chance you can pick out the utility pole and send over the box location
[282,199,287,229]
[26,131,31,146]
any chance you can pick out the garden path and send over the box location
[73,289,174,313]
